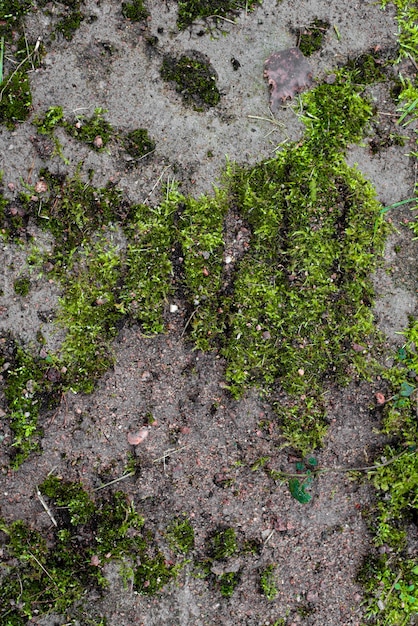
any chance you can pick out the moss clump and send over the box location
[176,0,260,29]
[0,7,44,128]
[345,50,387,85]
[1,338,52,468]
[166,516,195,554]
[65,107,114,150]
[40,475,96,525]
[0,70,32,128]
[219,571,240,597]
[298,18,330,56]
[33,105,65,135]
[0,0,32,40]
[260,564,278,600]
[358,555,418,625]
[120,192,177,334]
[34,107,156,160]
[25,168,127,256]
[209,527,238,560]
[13,275,31,296]
[176,188,229,350]
[1,331,69,468]
[161,51,220,110]
[56,237,122,393]
[122,0,149,21]
[0,486,146,623]
[134,551,179,594]
[122,128,156,159]
[56,9,84,40]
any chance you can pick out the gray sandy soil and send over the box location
[0,1,417,625]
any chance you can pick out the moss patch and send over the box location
[13,275,31,297]
[176,0,261,29]
[122,0,149,21]
[0,483,146,623]
[65,107,114,150]
[0,479,201,621]
[297,18,330,56]
[122,127,156,159]
[161,51,220,110]
[33,106,157,159]
[0,334,63,468]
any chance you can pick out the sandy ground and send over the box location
[0,1,417,624]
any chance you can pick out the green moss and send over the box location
[0,6,45,128]
[65,107,114,150]
[26,168,126,256]
[165,516,195,554]
[13,275,31,296]
[301,68,374,156]
[176,188,228,350]
[209,527,238,560]
[0,486,147,623]
[358,555,418,625]
[0,70,32,128]
[218,571,240,597]
[33,105,65,135]
[176,0,260,29]
[345,51,387,84]
[0,0,33,39]
[40,475,96,525]
[260,564,278,601]
[56,9,84,40]
[56,238,121,392]
[161,51,220,110]
[122,0,149,21]
[2,340,45,468]
[122,128,156,159]
[134,551,179,594]
[120,191,177,334]
[298,18,329,57]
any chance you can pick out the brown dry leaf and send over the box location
[34,179,48,194]
[127,427,149,445]
[264,47,313,112]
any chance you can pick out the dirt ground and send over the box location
[0,1,417,625]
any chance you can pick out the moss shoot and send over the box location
[176,0,261,29]
[297,18,330,56]
[161,51,220,110]
[122,0,149,21]
[122,127,156,159]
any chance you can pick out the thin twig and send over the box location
[263,529,275,547]
[181,308,198,338]
[153,445,188,463]
[272,449,411,480]
[143,164,172,204]
[36,487,58,527]
[27,550,60,588]
[0,37,4,85]
[94,471,135,491]
[206,15,236,24]
[0,37,41,102]
[382,570,403,609]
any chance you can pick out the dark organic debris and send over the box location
[264,47,313,111]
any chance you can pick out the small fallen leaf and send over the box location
[34,179,48,193]
[90,554,101,566]
[127,427,149,445]
[264,47,313,112]
[375,392,386,405]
